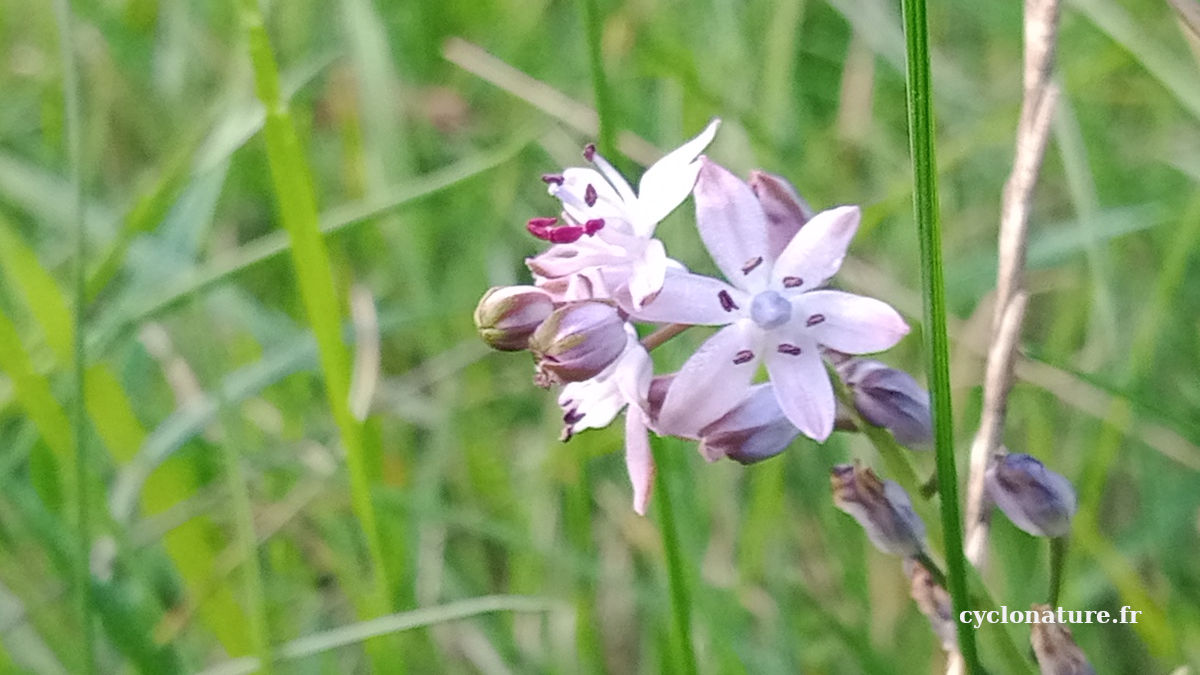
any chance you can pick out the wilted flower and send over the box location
[1030,604,1096,675]
[635,160,909,440]
[831,462,926,557]
[748,170,814,257]
[907,558,957,654]
[529,301,627,386]
[556,328,656,515]
[837,357,932,448]
[986,453,1077,538]
[473,285,555,351]
[527,120,720,311]
[697,384,799,464]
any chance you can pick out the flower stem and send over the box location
[649,435,698,675]
[641,323,692,351]
[1048,536,1068,606]
[897,0,980,669]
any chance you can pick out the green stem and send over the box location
[649,436,698,675]
[1048,536,1068,606]
[897,0,979,670]
[580,0,616,157]
[52,0,95,671]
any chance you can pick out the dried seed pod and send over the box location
[831,462,926,557]
[1030,604,1096,675]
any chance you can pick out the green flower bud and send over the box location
[473,285,555,351]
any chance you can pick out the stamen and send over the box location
[718,290,739,312]
[526,217,558,240]
[806,314,825,327]
[777,343,803,356]
[528,217,558,228]
[741,256,764,275]
[547,225,585,244]
[541,173,564,185]
[783,276,803,288]
[583,143,597,162]
[563,409,585,425]
[733,350,755,365]
[585,184,598,207]
[584,218,605,235]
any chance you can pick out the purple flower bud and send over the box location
[907,559,956,654]
[749,170,814,260]
[831,462,926,557]
[529,301,627,385]
[473,285,555,351]
[986,453,1077,538]
[838,358,932,448]
[1030,604,1096,675]
[698,384,799,464]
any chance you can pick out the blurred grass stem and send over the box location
[650,436,698,675]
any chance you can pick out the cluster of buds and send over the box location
[474,119,932,514]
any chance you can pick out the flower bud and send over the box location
[838,358,932,448]
[698,384,799,464]
[1030,604,1096,675]
[749,170,814,259]
[985,453,1077,538]
[529,301,627,386]
[831,462,926,557]
[473,285,555,351]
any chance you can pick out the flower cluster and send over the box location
[475,120,930,514]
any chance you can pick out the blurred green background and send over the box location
[0,0,1198,672]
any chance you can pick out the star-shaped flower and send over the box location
[633,159,909,441]
[527,119,720,312]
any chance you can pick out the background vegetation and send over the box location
[0,0,1198,672]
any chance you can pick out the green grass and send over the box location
[0,0,1197,672]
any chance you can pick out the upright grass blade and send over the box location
[234,0,392,657]
[50,0,96,671]
[897,0,980,670]
[580,0,616,157]
[649,435,698,675]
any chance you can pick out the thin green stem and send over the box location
[649,436,697,675]
[52,0,95,671]
[898,0,979,670]
[580,0,616,157]
[1048,536,1068,606]
[563,463,603,674]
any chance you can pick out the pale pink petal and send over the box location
[554,168,628,225]
[590,152,639,205]
[659,321,762,436]
[770,205,861,292]
[613,332,653,406]
[636,119,721,228]
[794,290,909,354]
[624,412,655,515]
[627,239,669,310]
[694,159,772,293]
[631,271,745,326]
[765,338,835,441]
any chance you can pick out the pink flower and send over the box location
[557,325,657,515]
[527,120,720,312]
[634,159,909,441]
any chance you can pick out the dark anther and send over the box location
[718,290,739,312]
[783,276,803,288]
[777,343,802,356]
[741,256,764,275]
[733,350,755,365]
[584,219,605,235]
[806,314,825,327]
[584,184,598,207]
[541,173,564,185]
[583,143,597,161]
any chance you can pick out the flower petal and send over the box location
[659,321,761,436]
[636,119,721,228]
[795,290,909,354]
[627,238,669,310]
[765,338,834,441]
[749,170,814,262]
[694,159,772,292]
[770,205,860,292]
[624,412,655,515]
[553,168,630,225]
[631,271,745,326]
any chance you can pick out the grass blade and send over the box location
[649,435,698,675]
[897,0,979,669]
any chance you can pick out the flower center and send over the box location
[750,291,792,329]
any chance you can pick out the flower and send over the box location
[985,453,1077,538]
[527,119,720,312]
[529,300,628,386]
[634,159,909,440]
[696,383,799,464]
[556,325,656,515]
[836,356,933,448]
